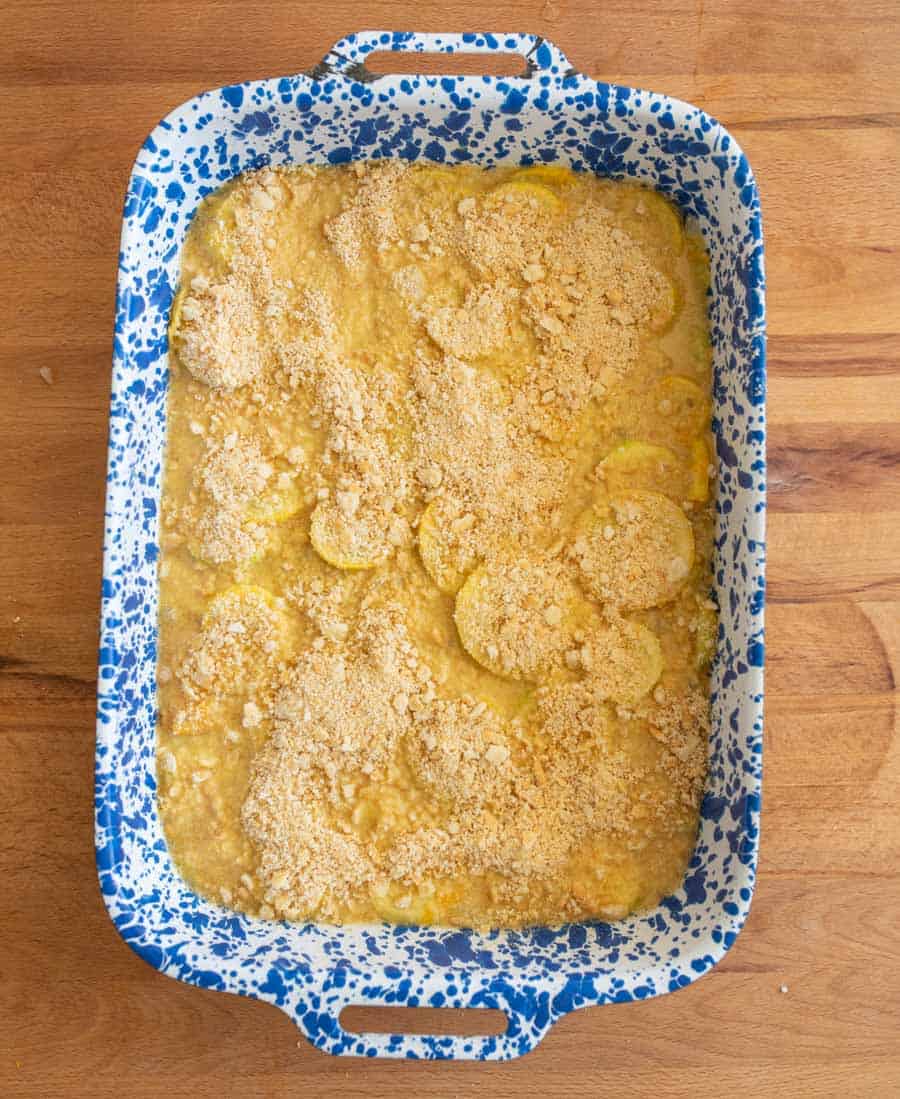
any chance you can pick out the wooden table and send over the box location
[3,2,898,1095]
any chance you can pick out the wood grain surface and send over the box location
[2,2,899,1095]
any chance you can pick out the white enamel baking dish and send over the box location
[96,30,765,1060]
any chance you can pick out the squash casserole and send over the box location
[156,161,716,929]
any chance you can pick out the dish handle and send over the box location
[309,30,575,82]
[285,966,559,1061]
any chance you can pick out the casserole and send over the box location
[96,30,765,1060]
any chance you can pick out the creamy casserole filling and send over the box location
[156,161,716,929]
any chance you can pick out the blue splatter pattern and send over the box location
[96,30,765,1061]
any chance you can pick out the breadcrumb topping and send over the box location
[157,161,716,929]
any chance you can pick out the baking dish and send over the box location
[96,30,765,1061]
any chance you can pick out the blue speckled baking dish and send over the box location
[96,30,765,1061]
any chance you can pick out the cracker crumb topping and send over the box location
[159,161,714,929]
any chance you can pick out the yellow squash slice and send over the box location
[627,188,684,256]
[371,889,437,926]
[688,436,713,502]
[693,604,719,669]
[309,500,388,571]
[204,582,277,620]
[648,277,679,333]
[582,617,664,704]
[653,375,711,441]
[202,583,293,659]
[245,478,306,524]
[454,559,585,681]
[511,164,577,188]
[571,490,695,611]
[417,498,479,595]
[600,441,684,498]
[170,698,218,738]
[409,165,478,205]
[487,179,563,213]
[199,187,242,267]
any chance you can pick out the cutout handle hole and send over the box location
[339,1005,509,1038]
[363,51,527,77]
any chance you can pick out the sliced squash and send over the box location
[627,188,684,256]
[454,559,585,681]
[199,187,241,267]
[487,179,563,214]
[571,490,695,611]
[309,500,388,571]
[245,478,306,524]
[582,617,664,704]
[694,604,719,669]
[202,583,293,660]
[203,582,278,622]
[688,436,714,502]
[418,498,479,595]
[409,165,478,205]
[653,376,711,441]
[170,698,218,738]
[648,276,679,333]
[599,441,684,498]
[371,888,437,925]
[511,164,577,188]
[168,284,187,344]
